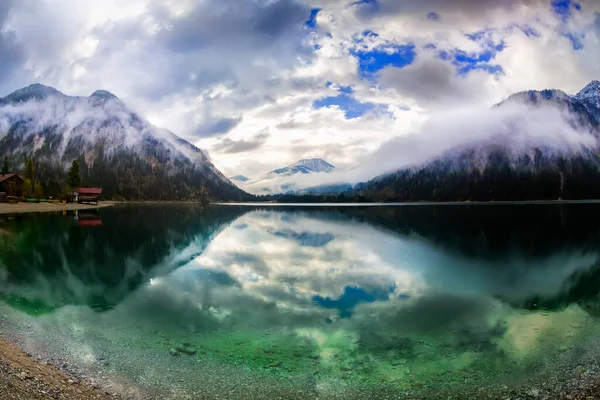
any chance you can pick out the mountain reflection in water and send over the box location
[1,203,600,398]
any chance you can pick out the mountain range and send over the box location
[0,84,252,201]
[266,158,335,177]
[355,80,600,202]
[5,80,600,203]
[232,158,337,194]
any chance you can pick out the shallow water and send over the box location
[2,204,600,398]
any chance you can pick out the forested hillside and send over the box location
[0,84,253,201]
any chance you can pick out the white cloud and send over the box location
[1,0,599,183]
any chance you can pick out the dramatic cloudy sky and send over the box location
[1,0,599,179]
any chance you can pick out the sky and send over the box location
[1,0,600,181]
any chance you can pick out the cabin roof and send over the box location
[0,174,23,183]
[77,187,102,195]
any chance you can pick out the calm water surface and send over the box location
[1,204,600,398]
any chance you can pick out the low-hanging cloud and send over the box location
[239,99,600,194]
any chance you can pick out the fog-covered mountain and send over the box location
[233,158,337,194]
[266,158,335,177]
[575,80,600,109]
[0,84,251,201]
[356,81,600,202]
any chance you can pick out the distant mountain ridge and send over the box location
[0,83,251,201]
[267,158,335,177]
[355,80,600,202]
[230,158,337,194]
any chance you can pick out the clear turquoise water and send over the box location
[1,204,600,398]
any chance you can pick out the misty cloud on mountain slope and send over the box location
[238,100,599,194]
[0,88,213,169]
[0,94,139,150]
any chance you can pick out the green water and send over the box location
[2,204,600,398]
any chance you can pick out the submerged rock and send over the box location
[175,343,197,356]
[183,348,197,356]
[169,348,180,356]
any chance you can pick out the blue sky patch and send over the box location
[362,30,379,38]
[434,47,504,75]
[313,285,392,318]
[452,48,504,75]
[458,63,503,75]
[313,94,376,118]
[428,12,440,21]
[353,43,416,77]
[325,82,354,94]
[564,32,584,50]
[550,0,585,49]
[305,8,321,29]
[520,25,540,37]
[553,0,571,18]
[446,29,505,75]
[552,0,581,22]
[352,0,379,5]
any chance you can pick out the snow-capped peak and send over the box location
[293,158,335,172]
[575,80,600,108]
[268,158,335,177]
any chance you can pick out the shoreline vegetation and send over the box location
[215,198,600,206]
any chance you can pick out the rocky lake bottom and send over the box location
[2,204,600,399]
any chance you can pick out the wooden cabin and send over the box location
[0,174,24,201]
[76,187,102,205]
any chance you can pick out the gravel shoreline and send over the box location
[0,336,115,399]
[2,330,600,400]
[0,201,115,215]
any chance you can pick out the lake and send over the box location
[1,203,600,399]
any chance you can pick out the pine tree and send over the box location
[67,160,81,189]
[1,156,8,175]
[24,157,35,195]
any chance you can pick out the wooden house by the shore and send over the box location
[0,174,24,201]
[76,187,102,205]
